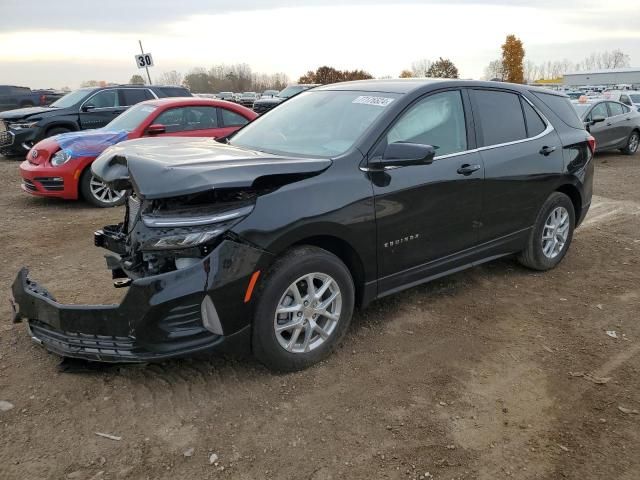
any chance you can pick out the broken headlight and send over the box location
[140,205,253,251]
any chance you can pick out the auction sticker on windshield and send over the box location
[352,96,395,107]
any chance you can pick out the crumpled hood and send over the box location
[0,106,58,121]
[92,137,332,199]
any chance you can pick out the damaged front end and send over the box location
[11,138,330,363]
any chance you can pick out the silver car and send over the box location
[572,99,640,154]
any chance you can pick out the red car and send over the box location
[19,98,257,207]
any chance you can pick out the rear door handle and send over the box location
[456,163,481,176]
[539,146,556,156]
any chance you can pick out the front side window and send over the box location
[386,90,467,156]
[153,106,219,132]
[473,90,527,146]
[85,90,118,109]
[230,90,399,157]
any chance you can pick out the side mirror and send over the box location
[378,142,436,168]
[146,124,166,135]
[81,104,96,112]
[590,115,606,125]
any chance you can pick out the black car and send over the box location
[252,84,320,114]
[0,84,191,156]
[238,92,258,108]
[12,79,594,372]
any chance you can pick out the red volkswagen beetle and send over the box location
[19,98,257,207]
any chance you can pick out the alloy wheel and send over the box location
[541,206,570,259]
[273,273,342,354]
[628,133,639,153]
[89,175,125,205]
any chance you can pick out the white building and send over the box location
[563,68,640,88]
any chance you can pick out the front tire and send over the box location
[79,169,126,208]
[518,192,575,271]
[252,246,355,372]
[621,130,639,155]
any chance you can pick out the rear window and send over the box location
[156,87,191,98]
[472,90,527,146]
[532,92,584,130]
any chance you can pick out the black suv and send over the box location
[252,84,320,114]
[12,80,594,371]
[0,85,191,156]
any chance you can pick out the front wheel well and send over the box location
[556,184,582,223]
[289,235,366,308]
[44,124,77,136]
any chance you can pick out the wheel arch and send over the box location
[280,234,368,308]
[44,122,78,136]
[556,183,582,224]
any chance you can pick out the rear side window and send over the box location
[472,90,526,146]
[522,100,546,137]
[121,88,153,106]
[608,102,624,117]
[221,108,249,127]
[532,92,584,129]
[156,87,191,98]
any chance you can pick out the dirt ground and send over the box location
[0,151,638,480]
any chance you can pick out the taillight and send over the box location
[587,135,596,154]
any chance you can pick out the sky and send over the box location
[1,0,639,89]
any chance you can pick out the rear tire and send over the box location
[518,192,575,271]
[621,130,640,155]
[252,246,355,372]
[79,169,126,208]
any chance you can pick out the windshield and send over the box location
[105,103,157,132]
[50,89,93,108]
[230,90,400,157]
[242,92,256,97]
[630,94,640,103]
[277,86,308,99]
[571,103,592,118]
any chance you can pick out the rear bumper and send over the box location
[11,239,268,363]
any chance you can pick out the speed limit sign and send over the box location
[135,53,154,69]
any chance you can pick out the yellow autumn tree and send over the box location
[399,70,414,78]
[501,35,525,84]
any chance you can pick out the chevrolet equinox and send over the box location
[12,79,595,371]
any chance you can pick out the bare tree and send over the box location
[411,58,433,77]
[156,70,183,86]
[483,59,504,81]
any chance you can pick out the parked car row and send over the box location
[11,79,596,372]
[194,85,320,112]
[0,85,64,112]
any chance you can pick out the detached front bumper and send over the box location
[11,239,267,363]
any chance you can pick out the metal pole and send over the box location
[139,40,152,85]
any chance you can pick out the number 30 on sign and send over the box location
[135,53,154,69]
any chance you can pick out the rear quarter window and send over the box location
[532,92,584,130]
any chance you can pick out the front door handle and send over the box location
[456,163,481,176]
[539,146,557,156]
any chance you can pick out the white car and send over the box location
[603,90,640,111]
